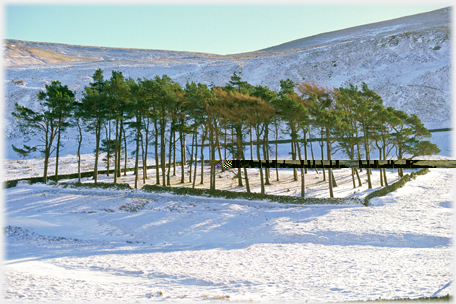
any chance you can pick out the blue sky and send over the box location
[5,2,450,55]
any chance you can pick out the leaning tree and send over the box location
[12,81,75,184]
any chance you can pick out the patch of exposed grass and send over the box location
[59,182,132,190]
[141,184,363,206]
[364,168,430,205]
[359,294,452,302]
[119,198,150,212]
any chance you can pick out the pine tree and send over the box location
[105,71,131,183]
[271,79,307,192]
[251,85,277,185]
[127,77,147,189]
[12,81,75,184]
[73,101,84,182]
[81,69,108,183]
[300,81,340,197]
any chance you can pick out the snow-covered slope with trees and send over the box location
[3,7,452,160]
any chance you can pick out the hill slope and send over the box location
[3,7,452,159]
[4,39,219,66]
[4,41,95,66]
[259,7,450,52]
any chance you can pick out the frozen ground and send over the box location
[2,157,454,303]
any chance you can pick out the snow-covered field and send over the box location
[3,165,453,303]
[2,130,455,303]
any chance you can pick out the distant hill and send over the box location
[4,39,219,66]
[4,41,95,66]
[258,7,450,52]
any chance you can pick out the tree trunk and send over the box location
[242,154,250,193]
[326,128,338,189]
[114,120,119,184]
[382,148,388,186]
[118,122,123,178]
[331,168,338,187]
[256,127,265,195]
[250,127,254,160]
[291,126,297,181]
[77,120,82,183]
[118,122,122,179]
[134,121,140,189]
[364,126,372,188]
[106,122,111,176]
[236,127,243,187]
[320,129,326,181]
[160,119,166,187]
[167,125,173,186]
[379,148,383,187]
[209,144,213,190]
[309,130,318,174]
[328,167,334,198]
[141,133,146,184]
[355,168,362,187]
[351,168,356,188]
[263,129,270,185]
[55,126,61,182]
[94,123,102,182]
[192,131,198,189]
[303,130,308,174]
[325,127,334,198]
[180,131,185,183]
[189,129,195,184]
[43,132,50,184]
[398,146,404,178]
[366,162,372,188]
[154,120,160,185]
[208,126,213,190]
[275,124,279,181]
[398,145,404,177]
[200,134,204,185]
[173,131,176,176]
[357,142,363,172]
[143,119,149,181]
[224,127,227,160]
[350,145,361,187]
[183,134,187,166]
[296,141,305,198]
[211,129,216,190]
[123,127,127,176]
[43,148,49,184]
[213,122,224,173]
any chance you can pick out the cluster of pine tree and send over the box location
[12,69,440,197]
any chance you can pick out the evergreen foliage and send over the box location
[12,81,75,183]
[10,69,441,198]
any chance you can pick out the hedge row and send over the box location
[9,166,431,207]
[58,182,132,191]
[141,184,364,206]
[3,161,190,189]
[364,168,430,205]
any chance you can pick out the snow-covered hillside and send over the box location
[3,7,452,160]
[259,7,450,52]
